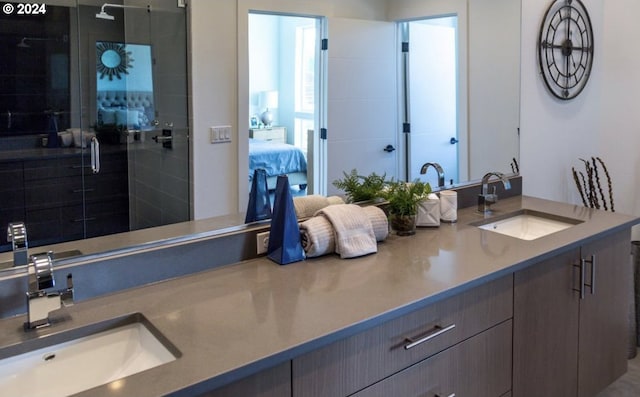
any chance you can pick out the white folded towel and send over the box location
[361,205,389,241]
[316,204,377,259]
[299,216,335,257]
[293,195,345,219]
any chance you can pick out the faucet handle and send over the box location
[60,274,74,307]
[7,222,27,248]
[29,252,55,291]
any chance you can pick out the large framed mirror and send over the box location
[0,0,519,273]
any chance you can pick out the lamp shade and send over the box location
[259,90,279,110]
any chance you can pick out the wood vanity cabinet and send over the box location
[513,229,631,397]
[21,149,129,246]
[350,320,512,397]
[201,362,291,397]
[292,275,514,397]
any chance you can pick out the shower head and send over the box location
[96,3,150,20]
[95,9,115,20]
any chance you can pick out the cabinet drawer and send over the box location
[352,320,512,397]
[250,128,285,143]
[292,275,513,397]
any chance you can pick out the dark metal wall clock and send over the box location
[538,0,594,100]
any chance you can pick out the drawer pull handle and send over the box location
[404,323,456,350]
[583,254,596,295]
[435,394,456,397]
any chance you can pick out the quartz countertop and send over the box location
[0,196,637,396]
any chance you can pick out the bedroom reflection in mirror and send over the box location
[95,42,155,140]
[248,12,321,209]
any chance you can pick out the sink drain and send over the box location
[42,353,56,361]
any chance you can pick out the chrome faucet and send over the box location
[25,252,74,330]
[420,162,445,189]
[478,172,511,213]
[7,222,28,266]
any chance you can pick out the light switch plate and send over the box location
[210,126,232,144]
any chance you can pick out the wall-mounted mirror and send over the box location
[0,0,519,273]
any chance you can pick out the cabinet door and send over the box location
[513,248,581,397]
[351,320,512,397]
[200,361,291,397]
[578,229,631,396]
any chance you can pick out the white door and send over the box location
[407,18,460,186]
[326,18,398,195]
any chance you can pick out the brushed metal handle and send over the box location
[573,259,586,299]
[90,136,100,174]
[435,393,455,397]
[404,323,456,350]
[583,254,595,295]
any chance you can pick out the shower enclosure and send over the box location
[0,0,189,253]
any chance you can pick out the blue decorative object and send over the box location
[47,113,59,148]
[245,168,272,223]
[267,175,305,265]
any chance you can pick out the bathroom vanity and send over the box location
[0,195,636,397]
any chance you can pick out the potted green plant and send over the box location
[382,179,431,236]
[332,169,386,203]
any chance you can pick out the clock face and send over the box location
[538,0,594,100]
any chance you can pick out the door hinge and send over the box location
[320,128,327,140]
[403,123,410,133]
[321,38,328,51]
[402,42,409,53]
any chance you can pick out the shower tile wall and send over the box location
[129,128,190,229]
[0,4,71,137]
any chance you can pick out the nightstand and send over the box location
[249,127,286,143]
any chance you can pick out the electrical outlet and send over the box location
[256,231,270,254]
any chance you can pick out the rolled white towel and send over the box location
[299,216,335,257]
[293,195,345,219]
[316,204,377,259]
[361,205,389,241]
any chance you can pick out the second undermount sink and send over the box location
[0,313,180,397]
[473,209,583,240]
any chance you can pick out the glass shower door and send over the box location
[122,1,190,230]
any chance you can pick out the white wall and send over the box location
[520,0,602,204]
[190,0,239,219]
[600,0,640,216]
[600,0,640,238]
[520,0,640,233]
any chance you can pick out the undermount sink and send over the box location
[473,209,583,240]
[0,313,180,397]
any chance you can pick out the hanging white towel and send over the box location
[316,204,377,259]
